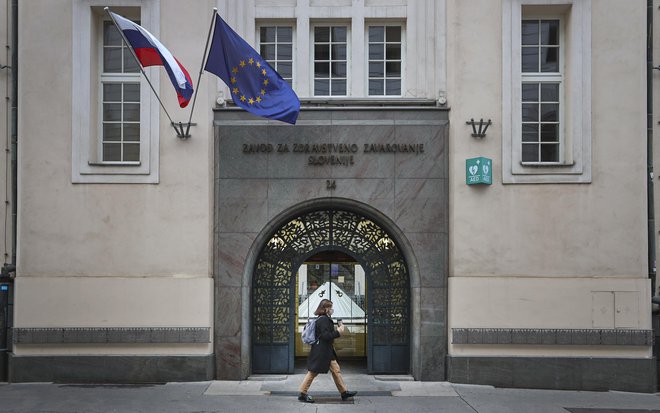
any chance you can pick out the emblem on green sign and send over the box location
[466,157,492,185]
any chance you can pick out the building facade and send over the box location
[0,0,658,392]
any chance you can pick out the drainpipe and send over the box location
[649,0,657,301]
[2,0,16,279]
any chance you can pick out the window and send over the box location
[521,19,561,163]
[368,25,402,96]
[313,25,348,96]
[100,21,141,163]
[502,0,592,184]
[259,26,294,86]
[72,0,160,184]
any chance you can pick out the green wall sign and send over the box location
[466,157,492,185]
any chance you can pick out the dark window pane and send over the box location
[386,61,401,77]
[124,143,140,161]
[315,79,329,95]
[522,83,539,102]
[540,123,559,142]
[369,26,384,42]
[331,44,346,60]
[123,48,139,73]
[103,143,121,161]
[386,79,401,95]
[315,27,330,42]
[541,20,559,45]
[104,22,122,46]
[521,47,539,72]
[331,79,346,95]
[103,123,121,141]
[522,143,539,162]
[521,20,539,45]
[369,62,384,77]
[331,26,346,42]
[314,62,330,77]
[261,26,276,43]
[103,47,122,73]
[314,44,329,60]
[123,103,140,122]
[277,26,293,42]
[124,123,140,141]
[369,44,384,60]
[541,143,559,162]
[369,79,384,95]
[103,84,121,102]
[541,47,559,72]
[522,124,539,142]
[386,26,401,43]
[541,103,558,122]
[277,62,292,78]
[522,103,538,122]
[103,103,121,121]
[386,44,401,60]
[261,44,276,60]
[540,83,559,102]
[124,83,140,102]
[277,44,292,60]
[332,62,346,77]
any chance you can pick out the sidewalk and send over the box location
[0,373,658,413]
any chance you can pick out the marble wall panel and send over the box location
[217,126,270,179]
[215,336,242,380]
[215,233,255,287]
[216,179,269,199]
[420,287,446,338]
[217,198,269,233]
[395,124,448,179]
[215,287,242,337]
[405,232,447,287]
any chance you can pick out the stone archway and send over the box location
[247,201,414,375]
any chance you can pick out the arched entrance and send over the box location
[251,208,410,375]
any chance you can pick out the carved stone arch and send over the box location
[240,198,420,377]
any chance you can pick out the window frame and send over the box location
[98,18,142,165]
[502,0,592,184]
[310,22,351,97]
[520,16,564,165]
[365,23,405,97]
[72,0,160,184]
[256,22,296,89]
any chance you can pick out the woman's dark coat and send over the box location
[306,314,340,373]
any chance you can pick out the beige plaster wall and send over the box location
[15,1,216,337]
[448,0,648,279]
[446,0,653,352]
[12,276,213,355]
[448,276,652,357]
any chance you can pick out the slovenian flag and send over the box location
[109,11,194,108]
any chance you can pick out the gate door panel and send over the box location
[252,208,410,374]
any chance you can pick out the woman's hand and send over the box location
[337,324,345,334]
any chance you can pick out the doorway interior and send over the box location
[294,250,368,373]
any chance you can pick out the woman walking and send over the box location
[298,298,358,403]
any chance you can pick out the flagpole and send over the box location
[183,7,218,138]
[104,7,185,137]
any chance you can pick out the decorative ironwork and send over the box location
[252,208,410,372]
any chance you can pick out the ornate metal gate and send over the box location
[251,208,410,374]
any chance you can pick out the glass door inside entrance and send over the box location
[295,251,367,360]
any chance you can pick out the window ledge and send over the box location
[520,161,575,168]
[88,161,142,167]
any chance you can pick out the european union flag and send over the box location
[204,14,300,125]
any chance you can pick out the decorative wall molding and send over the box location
[451,328,653,346]
[12,327,211,345]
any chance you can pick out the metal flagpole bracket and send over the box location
[466,118,492,138]
[172,122,196,139]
